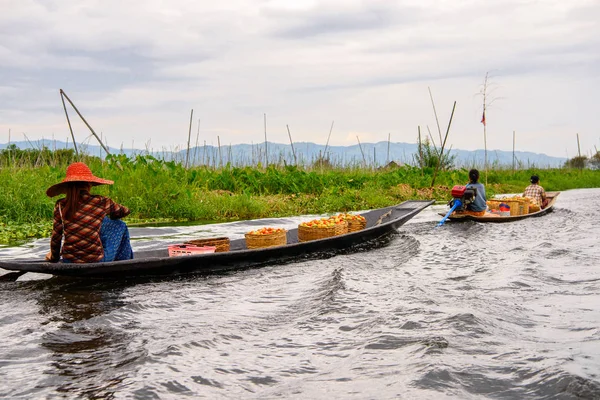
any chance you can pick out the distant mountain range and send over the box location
[1,139,567,168]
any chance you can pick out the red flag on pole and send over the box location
[481,110,486,126]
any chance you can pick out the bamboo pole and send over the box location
[60,89,109,154]
[373,147,376,169]
[386,132,390,164]
[323,120,334,157]
[185,109,193,168]
[286,124,297,165]
[59,90,78,156]
[428,87,443,145]
[577,133,581,158]
[357,136,366,168]
[193,119,200,166]
[431,101,456,187]
[481,72,489,185]
[426,126,440,157]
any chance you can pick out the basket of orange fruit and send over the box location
[338,213,367,232]
[297,215,348,242]
[245,227,287,249]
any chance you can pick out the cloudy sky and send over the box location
[1,0,598,157]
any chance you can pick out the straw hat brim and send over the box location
[46,177,114,197]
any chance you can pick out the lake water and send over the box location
[1,189,599,399]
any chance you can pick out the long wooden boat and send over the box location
[440,192,559,223]
[0,200,433,280]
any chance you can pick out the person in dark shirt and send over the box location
[45,162,133,263]
[462,169,487,216]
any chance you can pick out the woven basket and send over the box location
[298,221,348,242]
[245,230,287,249]
[528,204,541,213]
[501,199,528,216]
[486,200,502,210]
[347,219,366,232]
[185,237,230,252]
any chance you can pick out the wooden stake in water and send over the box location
[185,109,193,169]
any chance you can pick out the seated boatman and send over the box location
[461,169,487,216]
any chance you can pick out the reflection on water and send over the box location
[1,190,600,399]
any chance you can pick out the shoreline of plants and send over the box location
[2,152,600,245]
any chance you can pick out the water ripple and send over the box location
[1,189,599,398]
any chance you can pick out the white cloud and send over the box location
[0,0,599,157]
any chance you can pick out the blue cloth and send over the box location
[99,217,133,262]
[62,217,133,263]
[465,182,487,212]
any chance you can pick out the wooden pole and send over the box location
[193,119,200,166]
[373,147,376,169]
[286,124,297,165]
[386,132,390,164]
[59,90,78,156]
[431,101,456,187]
[426,126,440,157]
[60,89,109,155]
[185,109,193,168]
[577,133,581,158]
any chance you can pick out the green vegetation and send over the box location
[1,147,600,244]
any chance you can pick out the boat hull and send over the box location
[440,192,559,223]
[0,200,433,279]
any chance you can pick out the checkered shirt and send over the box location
[523,184,545,206]
[50,192,130,263]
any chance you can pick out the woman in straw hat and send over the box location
[45,162,133,263]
